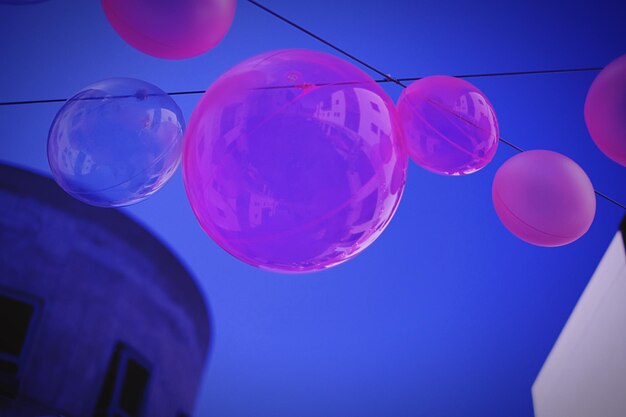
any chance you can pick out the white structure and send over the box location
[532,220,626,417]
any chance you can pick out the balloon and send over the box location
[584,54,626,167]
[183,49,408,273]
[396,75,499,175]
[492,150,596,247]
[48,78,185,207]
[101,0,236,60]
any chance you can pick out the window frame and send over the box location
[96,342,152,417]
[0,286,42,380]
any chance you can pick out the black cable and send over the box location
[246,0,624,211]
[167,90,206,97]
[497,137,525,153]
[0,67,605,107]
[390,67,604,83]
[246,0,406,87]
[0,1,621,210]
[594,190,626,210]
[0,97,68,106]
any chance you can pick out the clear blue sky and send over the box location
[1,1,625,416]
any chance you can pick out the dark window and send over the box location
[119,360,150,416]
[0,290,40,399]
[370,101,380,112]
[370,123,379,134]
[344,89,360,132]
[0,296,34,356]
[220,103,241,136]
[94,343,151,417]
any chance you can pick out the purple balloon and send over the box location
[48,78,185,207]
[396,75,499,175]
[584,54,626,167]
[101,0,236,60]
[183,49,408,273]
[492,150,596,247]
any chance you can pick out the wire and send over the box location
[0,0,621,210]
[594,190,626,210]
[0,97,68,106]
[246,0,406,87]
[498,138,525,153]
[245,0,624,211]
[0,67,604,107]
[389,67,604,83]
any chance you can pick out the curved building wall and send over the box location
[0,163,211,417]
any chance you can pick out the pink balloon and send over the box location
[492,150,596,247]
[584,54,626,167]
[183,49,408,273]
[396,75,499,175]
[101,0,236,59]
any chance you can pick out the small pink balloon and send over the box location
[183,49,408,273]
[101,0,236,60]
[396,75,499,175]
[492,150,596,247]
[584,54,626,167]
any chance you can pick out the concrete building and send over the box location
[0,163,211,417]
[532,216,626,417]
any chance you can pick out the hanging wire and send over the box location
[389,67,605,83]
[245,0,624,211]
[0,67,604,107]
[0,0,621,210]
[246,0,406,87]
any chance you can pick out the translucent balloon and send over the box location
[396,75,499,175]
[101,0,236,60]
[584,54,626,167]
[48,78,185,207]
[183,49,408,273]
[492,150,596,247]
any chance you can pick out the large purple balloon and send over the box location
[101,0,236,60]
[48,78,185,207]
[396,75,499,175]
[183,49,408,273]
[584,54,626,167]
[492,150,596,247]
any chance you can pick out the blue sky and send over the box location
[1,0,625,416]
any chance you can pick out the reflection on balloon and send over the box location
[396,75,499,175]
[101,0,236,59]
[48,78,185,207]
[492,150,596,247]
[584,53,626,167]
[183,49,408,273]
